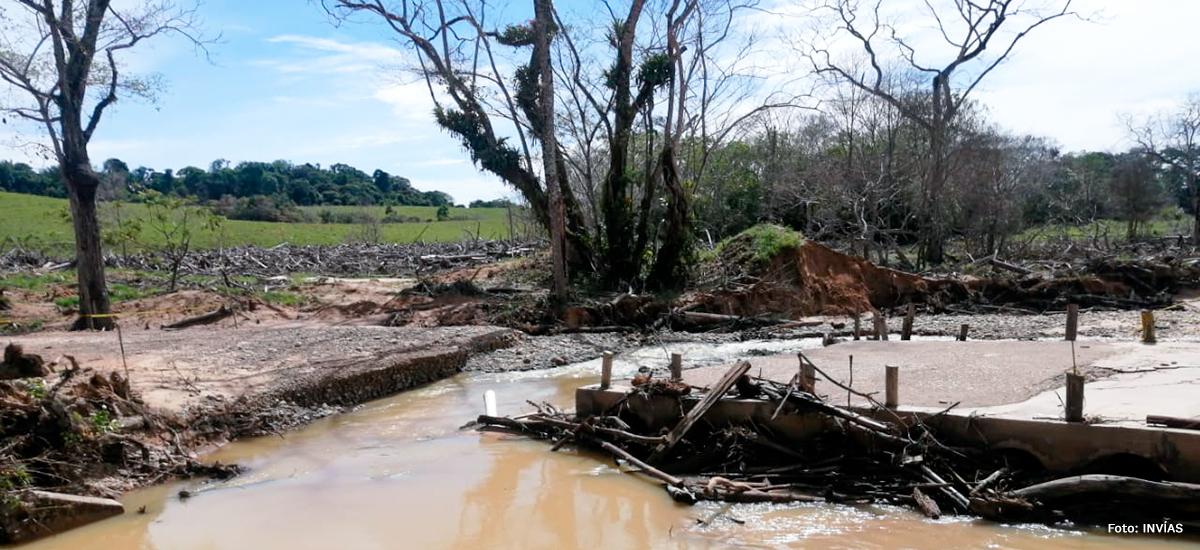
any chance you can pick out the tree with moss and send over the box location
[324,0,763,290]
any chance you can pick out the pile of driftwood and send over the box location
[0,345,240,542]
[476,361,1200,527]
[1,241,537,277]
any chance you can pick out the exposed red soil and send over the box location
[685,241,929,317]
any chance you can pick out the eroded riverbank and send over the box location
[17,349,1195,550]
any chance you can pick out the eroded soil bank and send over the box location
[17,360,1198,550]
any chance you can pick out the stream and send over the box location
[21,339,1191,549]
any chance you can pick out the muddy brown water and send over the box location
[20,342,1196,550]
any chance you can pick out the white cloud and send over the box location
[413,158,467,167]
[373,82,437,121]
[408,174,510,205]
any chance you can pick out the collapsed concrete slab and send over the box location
[1,490,124,545]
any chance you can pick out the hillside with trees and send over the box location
[0,158,455,208]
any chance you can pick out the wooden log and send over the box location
[957,323,969,342]
[600,351,614,390]
[853,313,861,341]
[1146,415,1200,431]
[970,468,1009,497]
[597,440,685,487]
[675,311,793,328]
[477,414,540,433]
[989,256,1033,275]
[901,303,915,341]
[1065,372,1085,423]
[885,365,899,409]
[1064,303,1079,342]
[703,488,822,504]
[1012,474,1200,503]
[1142,310,1157,344]
[649,360,753,463]
[912,487,941,519]
[670,353,683,382]
[162,305,232,330]
[920,465,970,511]
[528,415,666,445]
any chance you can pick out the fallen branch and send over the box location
[649,360,752,463]
[1146,415,1200,431]
[1012,475,1200,503]
[162,305,232,330]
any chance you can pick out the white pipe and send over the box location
[483,390,497,417]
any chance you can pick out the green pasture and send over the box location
[0,192,513,256]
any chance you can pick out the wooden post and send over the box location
[1141,310,1157,344]
[957,323,970,342]
[901,303,915,341]
[600,351,614,390]
[873,313,888,341]
[853,313,861,341]
[1065,372,1085,422]
[798,353,816,393]
[885,365,899,409]
[1065,303,1079,342]
[670,353,683,382]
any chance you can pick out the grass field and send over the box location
[0,191,514,255]
[1014,207,1192,242]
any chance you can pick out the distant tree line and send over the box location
[0,158,459,212]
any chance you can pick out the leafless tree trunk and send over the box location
[1124,94,1200,243]
[799,0,1078,265]
[533,0,567,304]
[0,1,207,329]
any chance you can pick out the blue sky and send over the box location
[5,0,1200,204]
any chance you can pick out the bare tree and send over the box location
[0,0,208,329]
[1124,93,1200,243]
[533,0,567,303]
[798,0,1078,265]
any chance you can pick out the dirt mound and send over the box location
[689,226,926,317]
[115,290,230,324]
[113,290,295,329]
[1,344,48,379]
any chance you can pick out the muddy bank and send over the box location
[0,325,517,544]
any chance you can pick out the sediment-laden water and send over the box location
[22,340,1190,550]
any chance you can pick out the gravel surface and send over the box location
[742,302,1200,342]
[462,330,741,373]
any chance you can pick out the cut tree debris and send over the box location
[475,360,1200,527]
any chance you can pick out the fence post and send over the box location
[1065,373,1085,422]
[1065,304,1079,341]
[885,365,899,409]
[901,303,915,341]
[600,351,614,390]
